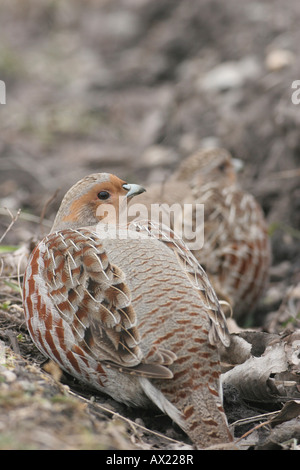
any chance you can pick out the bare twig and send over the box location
[67,389,190,447]
[39,188,60,237]
[270,168,300,179]
[236,420,271,443]
[0,207,53,228]
[231,410,280,430]
[0,208,21,244]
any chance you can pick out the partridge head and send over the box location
[174,147,238,188]
[23,172,233,449]
[51,172,146,231]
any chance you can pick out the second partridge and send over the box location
[137,148,271,321]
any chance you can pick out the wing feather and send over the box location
[39,228,175,378]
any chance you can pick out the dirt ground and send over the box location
[0,0,300,450]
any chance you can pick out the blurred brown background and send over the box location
[0,0,299,289]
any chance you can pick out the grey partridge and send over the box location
[137,148,271,322]
[23,172,233,449]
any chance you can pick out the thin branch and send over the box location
[39,188,60,236]
[67,389,189,447]
[0,208,21,244]
[270,168,300,179]
[231,410,280,428]
[0,207,53,228]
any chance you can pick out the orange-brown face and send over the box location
[212,155,236,186]
[52,173,146,231]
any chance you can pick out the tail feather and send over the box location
[139,377,185,430]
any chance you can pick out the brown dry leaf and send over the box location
[222,331,300,403]
[270,400,300,428]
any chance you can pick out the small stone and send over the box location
[265,49,295,71]
[263,285,285,307]
[269,261,291,281]
[199,57,261,91]
[0,366,17,383]
[134,417,145,427]
[140,145,178,167]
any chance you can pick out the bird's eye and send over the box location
[97,191,110,200]
[218,163,227,172]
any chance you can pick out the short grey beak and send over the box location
[232,158,244,173]
[123,183,146,198]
